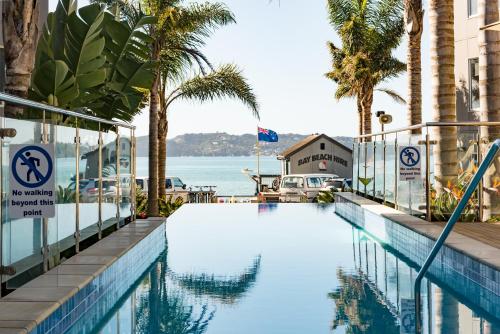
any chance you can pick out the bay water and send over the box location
[136,156,281,195]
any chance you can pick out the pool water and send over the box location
[69,204,500,333]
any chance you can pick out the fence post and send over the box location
[98,125,103,239]
[356,142,360,193]
[131,128,136,221]
[42,110,49,271]
[383,135,386,204]
[426,131,431,222]
[477,132,484,222]
[115,126,120,229]
[373,139,376,198]
[394,134,398,209]
[75,120,80,253]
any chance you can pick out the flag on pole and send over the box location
[258,127,278,142]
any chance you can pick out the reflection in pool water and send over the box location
[67,204,500,333]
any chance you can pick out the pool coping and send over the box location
[0,217,165,334]
[335,192,500,271]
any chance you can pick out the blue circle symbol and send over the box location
[400,147,420,167]
[12,146,53,188]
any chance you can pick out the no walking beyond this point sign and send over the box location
[399,146,422,181]
[9,144,55,218]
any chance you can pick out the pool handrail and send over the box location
[414,138,500,333]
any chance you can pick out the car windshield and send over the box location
[282,177,304,189]
[173,178,184,187]
[306,177,322,188]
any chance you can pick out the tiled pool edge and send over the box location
[335,192,500,318]
[0,218,166,334]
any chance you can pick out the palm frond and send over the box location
[376,88,406,104]
[167,64,259,119]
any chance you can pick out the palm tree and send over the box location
[326,0,406,138]
[155,3,259,198]
[429,0,458,194]
[478,0,500,220]
[404,0,424,133]
[2,1,44,98]
[158,65,258,197]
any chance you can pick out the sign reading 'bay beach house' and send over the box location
[9,144,56,218]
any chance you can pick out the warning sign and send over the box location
[9,144,55,218]
[399,146,422,181]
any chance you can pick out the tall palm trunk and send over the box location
[429,0,458,194]
[357,98,363,137]
[478,0,500,221]
[2,0,42,98]
[360,87,373,142]
[404,0,424,133]
[158,110,168,198]
[148,43,161,217]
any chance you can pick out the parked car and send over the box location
[67,178,116,202]
[135,176,187,192]
[279,174,339,203]
[320,177,349,192]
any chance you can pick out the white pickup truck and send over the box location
[135,176,189,201]
[279,174,339,203]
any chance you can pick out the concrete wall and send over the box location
[286,139,353,178]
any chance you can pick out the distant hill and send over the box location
[136,133,353,157]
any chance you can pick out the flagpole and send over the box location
[256,127,261,192]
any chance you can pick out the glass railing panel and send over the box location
[396,132,412,213]
[102,130,118,230]
[384,134,397,205]
[374,139,385,201]
[479,131,500,222]
[358,142,367,194]
[118,127,132,224]
[52,122,77,257]
[364,142,375,197]
[79,126,100,242]
[352,143,359,193]
[2,116,44,287]
[408,133,426,218]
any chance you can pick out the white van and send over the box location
[279,174,339,203]
[135,176,187,192]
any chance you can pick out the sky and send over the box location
[49,0,433,138]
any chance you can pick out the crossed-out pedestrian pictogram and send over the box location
[11,146,53,188]
[400,146,420,167]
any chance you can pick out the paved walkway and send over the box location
[435,221,500,250]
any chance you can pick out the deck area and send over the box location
[435,221,500,250]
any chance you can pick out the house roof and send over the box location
[279,134,352,158]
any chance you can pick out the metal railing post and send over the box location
[425,130,431,222]
[414,139,500,333]
[394,134,398,209]
[131,128,136,221]
[477,132,484,222]
[364,143,368,196]
[98,125,103,239]
[356,142,360,193]
[42,110,49,272]
[115,126,120,229]
[75,120,80,253]
[373,139,376,198]
[383,136,386,204]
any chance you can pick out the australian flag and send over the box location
[258,127,279,142]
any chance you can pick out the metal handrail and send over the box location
[355,121,500,139]
[413,138,500,333]
[0,92,135,129]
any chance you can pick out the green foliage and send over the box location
[166,64,259,118]
[325,0,405,104]
[431,166,479,222]
[56,185,77,203]
[136,188,184,218]
[159,194,184,217]
[30,0,156,121]
[318,189,337,204]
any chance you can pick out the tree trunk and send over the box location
[158,109,168,198]
[148,44,161,217]
[405,0,424,134]
[357,98,363,138]
[2,0,41,98]
[429,0,458,194]
[478,0,500,221]
[360,88,373,142]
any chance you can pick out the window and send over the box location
[173,178,184,188]
[469,58,479,111]
[468,0,477,17]
[136,179,144,189]
[306,177,322,188]
[166,179,172,189]
[320,143,325,150]
[281,177,304,189]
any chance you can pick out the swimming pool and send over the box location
[66,204,500,333]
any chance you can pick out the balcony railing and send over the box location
[353,121,500,222]
[0,93,136,294]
